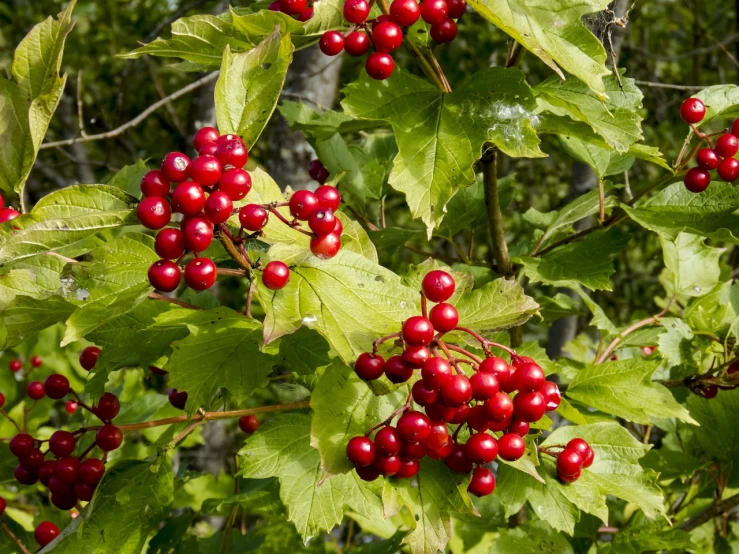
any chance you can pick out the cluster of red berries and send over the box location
[0,195,21,223]
[680,98,739,192]
[139,127,252,292]
[693,361,739,399]
[553,438,594,483]
[268,0,314,21]
[318,0,465,80]
[345,270,584,495]
[5,357,79,414]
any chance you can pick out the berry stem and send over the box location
[0,519,31,554]
[0,409,21,433]
[443,344,483,365]
[22,401,37,432]
[77,440,97,461]
[365,393,413,436]
[453,326,516,356]
[148,292,202,310]
[435,339,464,374]
[264,206,314,237]
[70,389,96,418]
[421,294,428,319]
[372,332,401,354]
[218,225,254,270]
[245,278,255,318]
[538,446,561,457]
[167,420,203,448]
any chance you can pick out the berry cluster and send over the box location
[268,0,314,21]
[319,0,465,80]
[0,195,21,223]
[552,438,594,483]
[345,270,587,495]
[680,98,739,192]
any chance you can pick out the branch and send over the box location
[679,492,739,531]
[40,72,220,150]
[1,520,31,554]
[148,291,202,310]
[482,148,512,276]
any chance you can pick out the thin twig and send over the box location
[1,520,31,554]
[482,149,512,276]
[0,410,21,433]
[679,492,739,531]
[148,292,202,310]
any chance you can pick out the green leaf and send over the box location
[686,388,739,462]
[215,31,293,148]
[277,326,332,389]
[599,515,694,554]
[256,247,418,362]
[535,73,643,153]
[517,228,630,291]
[47,456,173,554]
[382,459,475,554]
[660,233,723,298]
[623,181,739,243]
[201,479,285,517]
[164,307,277,413]
[107,159,149,198]
[146,512,195,554]
[454,278,539,334]
[693,84,739,126]
[494,521,575,553]
[342,67,542,233]
[566,359,696,424]
[0,1,75,200]
[557,135,632,177]
[310,359,407,475]
[0,295,74,349]
[434,175,488,239]
[0,185,138,263]
[655,318,695,369]
[238,412,384,539]
[466,0,611,98]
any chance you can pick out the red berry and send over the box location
[684,167,710,191]
[403,345,430,368]
[34,521,60,547]
[396,458,420,478]
[193,127,220,151]
[0,208,20,223]
[470,371,499,401]
[31,356,42,367]
[401,441,427,460]
[279,0,306,14]
[239,204,269,231]
[430,18,457,43]
[566,438,594,468]
[184,257,217,290]
[347,436,376,467]
[289,190,320,220]
[161,152,191,182]
[27,381,45,400]
[96,424,123,451]
[420,0,447,24]
[310,232,341,259]
[696,148,720,170]
[137,196,171,229]
[383,355,414,384]
[373,454,401,476]
[315,185,341,211]
[464,432,498,464]
[334,217,344,236]
[140,170,170,197]
[365,52,395,80]
[444,443,472,473]
[155,228,186,260]
[718,158,739,182]
[342,30,370,57]
[421,270,455,302]
[9,359,22,372]
[48,475,73,496]
[487,416,512,432]
[204,190,233,224]
[540,381,561,411]
[373,22,403,53]
[75,483,95,502]
[219,168,252,200]
[557,447,584,476]
[190,155,222,188]
[56,456,80,483]
[374,426,401,455]
[716,133,739,158]
[402,316,434,346]
[680,98,706,124]
[483,391,514,421]
[468,467,495,497]
[440,373,472,406]
[172,181,206,216]
[641,345,655,357]
[354,353,385,381]
[199,142,219,156]
[79,458,105,486]
[449,403,470,424]
[20,448,44,471]
[356,466,380,481]
[44,374,70,399]
[372,14,391,28]
[308,160,330,184]
[148,260,181,292]
[422,357,452,389]
[262,261,290,290]
[65,400,78,414]
[168,388,188,410]
[428,439,454,459]
[150,365,168,376]
[0,393,4,408]
[422,420,449,449]
[498,433,525,461]
[0,497,5,516]
[343,0,371,23]
[513,391,546,422]
[511,361,545,392]
[308,208,337,236]
[217,134,241,145]
[390,0,421,26]
[38,460,57,486]
[79,346,100,370]
[428,302,458,333]
[319,30,344,56]
[397,411,431,442]
[411,379,438,405]
[479,357,510,390]
[181,216,214,252]
[425,402,455,423]
[49,430,76,457]
[446,0,466,18]
[298,7,313,21]
[702,384,719,398]
[733,120,739,137]
[14,465,38,485]
[93,392,120,421]
[239,415,259,433]
[216,139,248,168]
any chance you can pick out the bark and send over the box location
[267,46,343,190]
